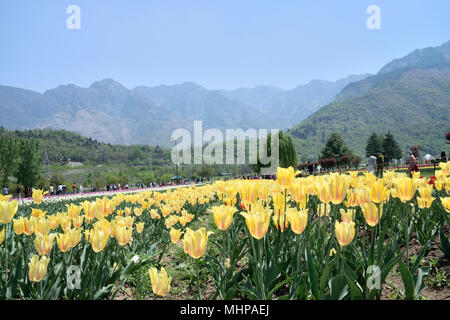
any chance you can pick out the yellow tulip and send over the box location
[48,215,59,229]
[136,222,144,234]
[289,181,308,208]
[340,208,355,224]
[56,232,72,252]
[417,185,435,209]
[69,228,82,247]
[272,192,286,216]
[89,229,109,252]
[276,166,299,189]
[0,195,12,202]
[31,208,46,218]
[33,218,51,236]
[23,217,34,235]
[370,180,388,204]
[32,189,48,204]
[240,208,272,240]
[441,197,450,214]
[66,203,82,219]
[210,205,236,231]
[360,202,383,227]
[439,161,450,175]
[34,233,57,255]
[72,215,84,229]
[335,221,356,246]
[286,207,308,235]
[329,173,350,205]
[355,187,371,205]
[394,177,416,203]
[133,207,143,216]
[82,201,97,221]
[169,227,183,244]
[345,189,359,207]
[239,181,261,206]
[28,255,50,282]
[315,180,331,204]
[0,199,18,224]
[0,228,4,245]
[115,226,133,246]
[182,227,213,259]
[96,197,116,218]
[13,218,25,235]
[148,267,172,296]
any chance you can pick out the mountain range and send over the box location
[290,40,450,160]
[1,40,449,160]
[0,74,369,147]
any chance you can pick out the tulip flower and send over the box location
[240,208,272,240]
[286,207,308,235]
[210,205,236,231]
[289,181,308,208]
[148,267,172,296]
[239,181,261,206]
[13,217,25,235]
[0,199,18,224]
[360,202,383,227]
[28,255,50,282]
[136,222,144,234]
[169,227,183,244]
[276,166,299,189]
[0,195,12,202]
[340,208,355,224]
[315,180,331,204]
[32,189,48,204]
[33,218,51,236]
[329,173,350,205]
[335,221,355,246]
[182,227,213,259]
[394,177,416,203]
[442,197,450,214]
[34,233,57,255]
[345,189,359,207]
[23,217,34,235]
[82,201,97,221]
[370,180,388,204]
[69,228,82,247]
[89,229,109,253]
[133,207,143,216]
[72,215,84,229]
[417,185,435,209]
[31,208,47,218]
[57,232,72,252]
[355,187,371,205]
[115,226,133,246]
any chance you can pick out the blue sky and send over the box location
[0,0,449,92]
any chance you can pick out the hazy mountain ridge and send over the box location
[0,74,368,146]
[290,40,450,161]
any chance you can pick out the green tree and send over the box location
[0,136,20,188]
[15,139,42,188]
[382,131,402,162]
[320,133,354,160]
[252,131,297,173]
[365,132,382,157]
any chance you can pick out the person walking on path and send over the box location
[376,152,385,178]
[408,152,419,178]
[368,155,377,175]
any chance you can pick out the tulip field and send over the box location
[0,163,449,300]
